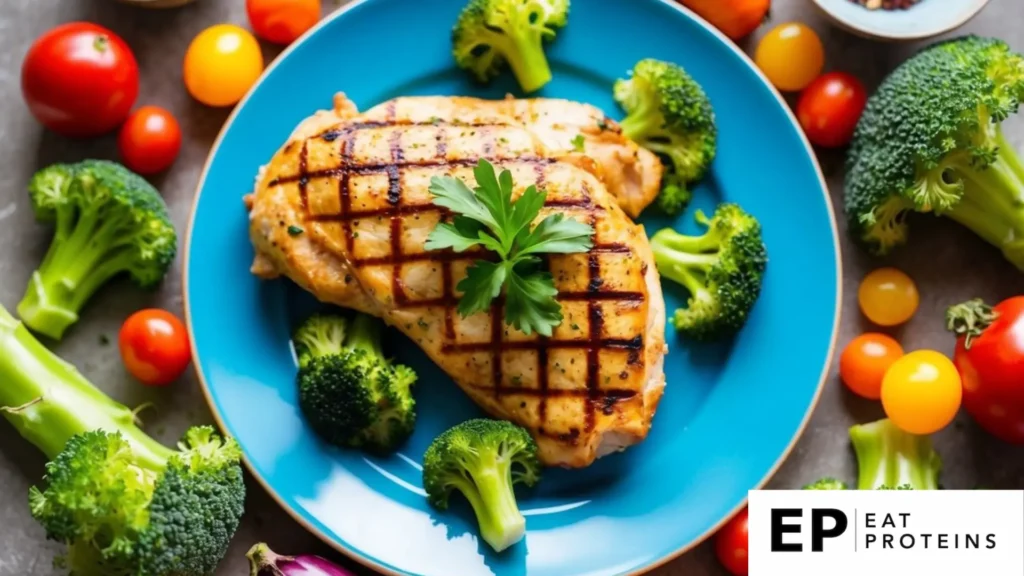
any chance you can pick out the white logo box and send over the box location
[748,490,1024,575]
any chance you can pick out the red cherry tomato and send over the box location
[840,333,904,400]
[119,309,192,386]
[21,22,139,138]
[246,0,322,45]
[797,72,868,148]
[715,508,749,576]
[949,297,1024,443]
[118,106,182,175]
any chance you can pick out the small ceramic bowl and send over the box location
[811,0,990,41]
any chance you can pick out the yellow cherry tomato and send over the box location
[881,350,962,435]
[754,23,825,92]
[184,24,264,107]
[858,267,920,326]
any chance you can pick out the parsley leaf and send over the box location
[425,159,594,336]
[570,133,585,152]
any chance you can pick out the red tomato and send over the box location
[949,297,1024,443]
[21,23,139,138]
[715,508,749,576]
[118,106,182,175]
[246,0,322,45]
[676,0,770,40]
[797,72,868,148]
[119,309,192,387]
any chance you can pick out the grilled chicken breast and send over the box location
[246,94,668,467]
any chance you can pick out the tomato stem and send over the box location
[945,298,999,350]
[93,34,108,53]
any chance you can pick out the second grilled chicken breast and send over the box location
[246,94,668,467]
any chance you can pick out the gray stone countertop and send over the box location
[1,0,1022,574]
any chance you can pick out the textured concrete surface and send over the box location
[0,1,1022,574]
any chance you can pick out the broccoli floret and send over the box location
[845,36,1024,270]
[614,58,717,212]
[0,303,243,575]
[850,419,941,490]
[452,0,569,93]
[17,160,177,340]
[803,478,849,490]
[423,419,541,552]
[294,312,417,454]
[650,203,768,340]
[656,172,694,216]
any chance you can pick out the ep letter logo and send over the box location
[771,508,849,552]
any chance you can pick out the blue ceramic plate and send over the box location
[185,1,839,574]
[812,0,988,41]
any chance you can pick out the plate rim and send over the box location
[809,0,989,41]
[181,1,843,574]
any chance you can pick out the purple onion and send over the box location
[247,543,357,576]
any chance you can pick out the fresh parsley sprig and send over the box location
[425,159,594,336]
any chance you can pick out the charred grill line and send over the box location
[339,131,357,253]
[387,130,407,307]
[306,197,601,224]
[440,337,642,353]
[313,118,516,140]
[464,384,637,399]
[269,157,553,186]
[585,214,602,434]
[298,141,309,210]
[437,126,455,341]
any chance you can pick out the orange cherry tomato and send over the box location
[754,23,825,92]
[119,309,192,386]
[246,0,321,45]
[676,0,770,40]
[183,24,264,107]
[858,267,920,327]
[881,350,962,435]
[118,106,182,175]
[840,333,904,400]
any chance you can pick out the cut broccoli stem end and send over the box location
[0,302,174,467]
[850,419,941,490]
[468,464,526,552]
[946,144,1024,269]
[501,27,552,94]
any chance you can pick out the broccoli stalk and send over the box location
[845,36,1024,270]
[850,419,941,490]
[614,58,716,216]
[803,478,849,490]
[650,203,767,340]
[293,312,417,454]
[17,161,177,340]
[451,0,569,94]
[944,131,1024,266]
[0,303,244,575]
[423,419,541,552]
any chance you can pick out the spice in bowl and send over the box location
[850,0,923,9]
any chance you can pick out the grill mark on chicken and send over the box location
[585,216,603,434]
[297,141,309,210]
[284,116,648,445]
[269,157,553,187]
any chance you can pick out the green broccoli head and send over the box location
[850,419,941,490]
[452,0,569,93]
[651,203,767,341]
[423,419,540,552]
[803,478,849,490]
[294,312,417,454]
[18,160,177,340]
[614,58,717,187]
[845,36,1024,270]
[27,427,244,576]
[292,313,349,368]
[656,172,694,216]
